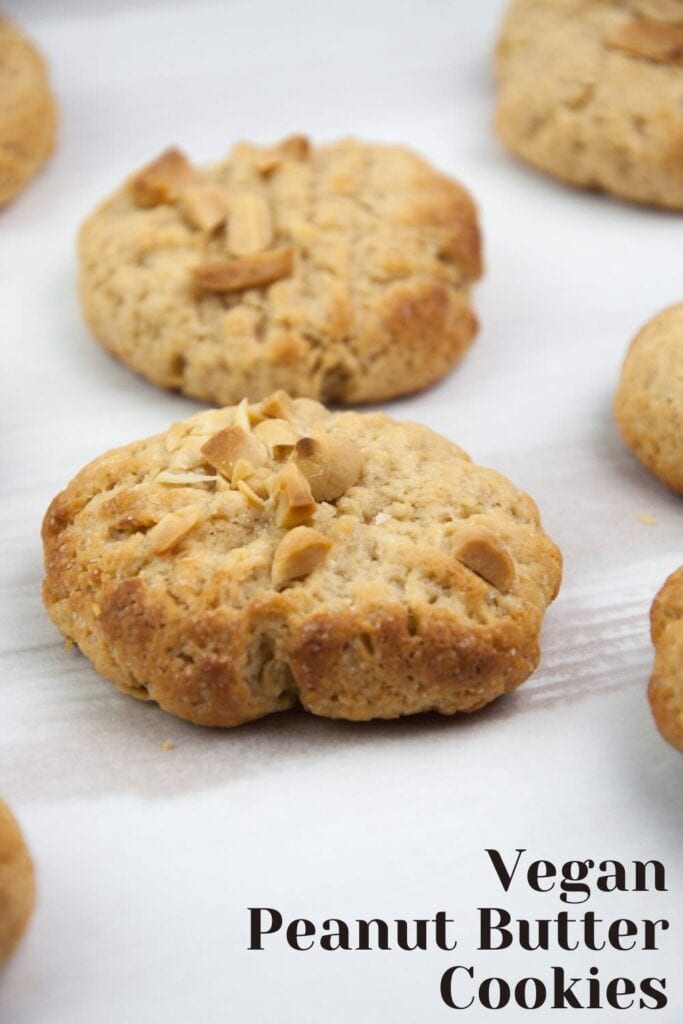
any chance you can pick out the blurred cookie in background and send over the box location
[0,17,57,206]
[614,303,683,495]
[495,0,683,209]
[0,800,35,963]
[649,568,683,752]
[78,136,482,405]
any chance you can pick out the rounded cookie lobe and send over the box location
[78,137,482,405]
[0,17,56,205]
[495,0,683,209]
[42,394,562,727]
[613,303,683,494]
[0,801,35,963]
[648,567,683,751]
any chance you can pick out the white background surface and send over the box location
[1,1,681,1020]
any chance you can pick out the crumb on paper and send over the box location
[161,739,174,752]
[637,513,656,526]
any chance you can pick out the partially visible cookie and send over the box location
[0,801,35,963]
[495,0,683,209]
[0,17,56,206]
[42,394,561,727]
[649,567,683,751]
[78,136,482,405]
[613,304,683,494]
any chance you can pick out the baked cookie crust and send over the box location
[649,567,683,752]
[78,137,482,405]
[0,801,35,964]
[613,303,683,494]
[42,394,562,728]
[0,17,56,206]
[495,0,683,209]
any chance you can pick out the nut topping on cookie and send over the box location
[271,526,332,587]
[179,183,229,232]
[255,134,311,174]
[293,431,363,501]
[227,192,273,255]
[606,17,683,64]
[129,148,195,207]
[453,526,516,593]
[192,247,295,293]
[253,417,298,457]
[260,390,297,421]
[272,462,317,528]
[201,426,267,477]
[150,505,204,554]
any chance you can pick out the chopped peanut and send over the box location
[150,505,204,554]
[227,192,273,255]
[271,525,332,587]
[293,430,363,501]
[192,247,295,292]
[129,148,195,207]
[271,462,317,528]
[453,526,515,593]
[179,183,229,231]
[606,17,683,64]
[201,426,267,478]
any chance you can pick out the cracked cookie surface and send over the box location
[78,136,482,405]
[42,394,562,727]
[0,801,35,964]
[0,17,56,206]
[614,303,683,494]
[649,567,683,751]
[495,0,683,208]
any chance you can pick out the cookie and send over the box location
[649,567,683,751]
[0,17,56,206]
[78,136,482,405]
[495,0,683,209]
[613,303,683,494]
[42,393,562,727]
[0,801,35,963]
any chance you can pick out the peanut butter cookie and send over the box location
[649,567,683,751]
[42,394,561,727]
[78,137,482,405]
[0,801,35,963]
[495,0,683,209]
[614,304,683,494]
[0,17,56,205]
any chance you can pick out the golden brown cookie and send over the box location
[0,17,56,206]
[649,567,683,751]
[613,304,683,494]
[0,801,35,963]
[495,0,683,209]
[42,394,562,728]
[78,137,482,405]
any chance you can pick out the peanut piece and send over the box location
[237,479,265,508]
[271,526,332,587]
[150,505,204,554]
[227,192,273,255]
[453,527,515,593]
[192,248,294,292]
[293,431,363,501]
[201,426,267,478]
[253,417,298,458]
[256,134,311,174]
[271,462,317,528]
[605,18,683,64]
[260,390,297,421]
[129,148,195,207]
[179,183,229,232]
